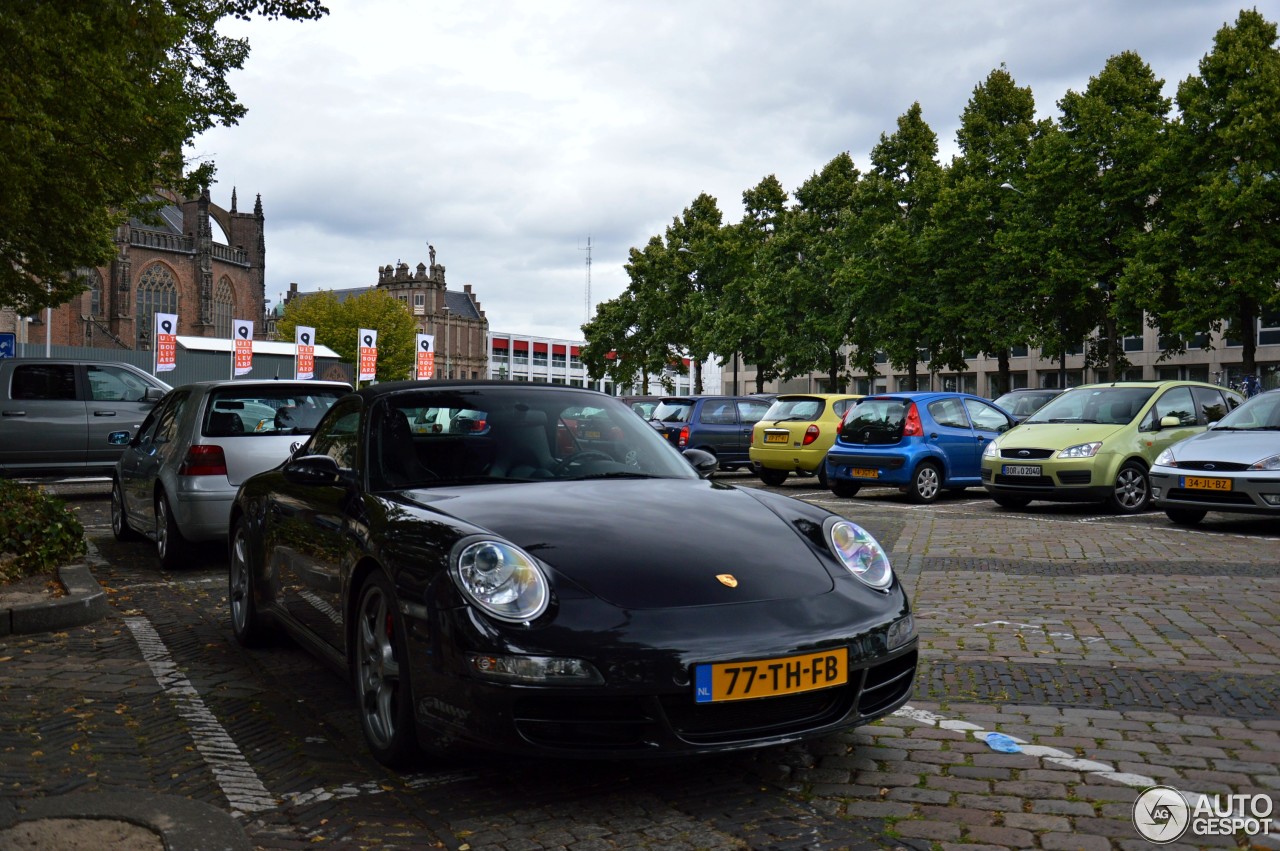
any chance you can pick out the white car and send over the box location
[110,379,351,568]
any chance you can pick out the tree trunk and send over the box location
[997,351,1010,396]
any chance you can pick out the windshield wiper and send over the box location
[567,471,662,480]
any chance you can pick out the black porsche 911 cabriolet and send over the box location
[228,381,917,767]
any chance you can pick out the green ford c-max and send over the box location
[981,380,1245,514]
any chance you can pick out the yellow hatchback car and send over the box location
[750,393,862,486]
[981,380,1245,514]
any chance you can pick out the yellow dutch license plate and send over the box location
[849,467,879,479]
[764,432,789,444]
[584,430,601,439]
[694,648,848,703]
[1181,475,1231,491]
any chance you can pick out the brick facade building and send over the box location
[284,251,489,380]
[0,187,266,350]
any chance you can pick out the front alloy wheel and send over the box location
[1107,462,1150,514]
[354,573,419,768]
[155,492,186,569]
[111,479,140,542]
[229,518,268,647]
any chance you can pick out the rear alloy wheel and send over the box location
[354,571,421,768]
[1107,462,1150,514]
[155,492,187,570]
[1165,507,1207,527]
[831,479,860,498]
[991,494,1032,510]
[906,462,942,504]
[758,468,788,487]
[111,479,141,542]
[229,517,270,647]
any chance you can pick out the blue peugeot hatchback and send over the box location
[825,392,1016,503]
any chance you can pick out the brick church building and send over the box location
[0,187,266,349]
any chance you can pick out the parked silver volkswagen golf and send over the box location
[110,379,351,567]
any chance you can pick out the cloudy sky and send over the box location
[189,1,1257,341]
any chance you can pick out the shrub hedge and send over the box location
[0,479,87,583]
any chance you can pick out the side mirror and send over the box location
[143,387,166,403]
[1159,415,1181,429]
[107,430,131,446]
[283,454,343,486]
[682,448,718,479]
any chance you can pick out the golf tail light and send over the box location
[903,403,923,437]
[678,425,689,448]
[467,653,603,684]
[825,518,893,589]
[179,445,228,477]
[802,424,820,446]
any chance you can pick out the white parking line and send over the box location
[891,704,1210,801]
[125,616,276,816]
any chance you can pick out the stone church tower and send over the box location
[4,187,267,350]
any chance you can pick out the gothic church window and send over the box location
[214,277,235,338]
[136,264,178,348]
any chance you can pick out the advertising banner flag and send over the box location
[295,325,316,380]
[233,320,254,377]
[358,328,378,382]
[415,334,435,380]
[154,313,178,373]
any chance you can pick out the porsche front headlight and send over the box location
[451,539,549,623]
[825,518,893,589]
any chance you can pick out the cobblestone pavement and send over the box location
[1,475,1277,850]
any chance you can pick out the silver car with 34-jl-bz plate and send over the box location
[1149,388,1280,526]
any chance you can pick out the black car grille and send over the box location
[994,474,1054,487]
[513,696,655,749]
[999,448,1055,459]
[1177,461,1252,472]
[510,649,918,750]
[1056,471,1092,485]
[1166,488,1255,506]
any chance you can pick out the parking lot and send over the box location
[2,474,1278,850]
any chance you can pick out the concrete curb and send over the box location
[0,560,109,636]
[0,790,251,851]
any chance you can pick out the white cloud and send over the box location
[190,0,1253,340]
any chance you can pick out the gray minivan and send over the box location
[649,395,773,471]
[0,359,170,475]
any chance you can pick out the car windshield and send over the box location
[365,387,699,489]
[1023,387,1155,425]
[1213,391,1280,430]
[205,387,347,436]
[992,390,1058,419]
[762,397,825,422]
[651,400,693,423]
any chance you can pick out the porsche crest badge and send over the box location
[716,574,738,588]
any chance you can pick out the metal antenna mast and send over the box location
[580,236,592,322]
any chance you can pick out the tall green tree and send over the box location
[1035,51,1171,381]
[663,193,728,394]
[931,66,1040,394]
[1133,9,1280,378]
[714,175,790,393]
[0,0,327,314]
[855,103,944,390]
[774,153,862,389]
[276,289,415,383]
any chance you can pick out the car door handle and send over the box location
[93,411,118,417]
[1,411,25,416]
